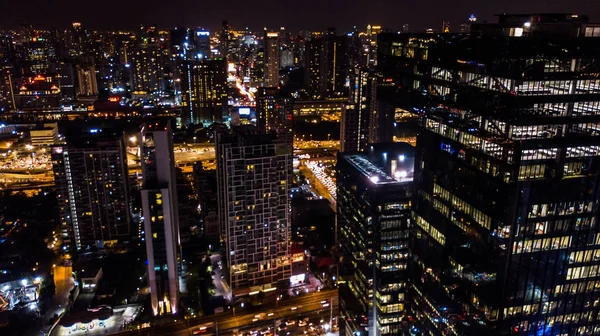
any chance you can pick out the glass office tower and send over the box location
[378,13,600,336]
[337,143,414,336]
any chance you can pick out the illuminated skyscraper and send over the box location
[76,65,98,96]
[221,20,230,59]
[131,26,169,93]
[52,127,131,252]
[264,31,280,87]
[366,25,382,66]
[323,28,350,97]
[0,67,16,112]
[140,121,180,316]
[304,35,324,97]
[304,29,349,98]
[378,13,600,335]
[341,68,395,153]
[180,58,227,124]
[337,143,414,336]
[216,127,292,294]
[256,87,293,144]
[341,68,370,153]
[62,22,87,60]
[195,29,211,59]
[21,32,56,74]
[57,61,76,101]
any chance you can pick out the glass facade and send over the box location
[337,144,413,336]
[378,21,600,335]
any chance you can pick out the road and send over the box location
[110,289,338,336]
[299,164,336,211]
[0,143,335,190]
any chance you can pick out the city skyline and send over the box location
[2,0,600,31]
[3,5,600,336]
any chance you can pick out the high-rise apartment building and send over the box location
[0,67,16,112]
[221,20,230,59]
[131,27,170,94]
[216,127,292,294]
[0,35,14,67]
[52,127,131,252]
[181,58,227,124]
[366,25,382,66]
[304,35,324,97]
[20,33,56,75]
[140,121,180,316]
[256,87,293,144]
[323,28,349,98]
[341,68,395,153]
[62,22,88,60]
[264,31,280,87]
[378,13,600,335]
[341,68,371,153]
[305,29,350,98]
[337,143,414,336]
[76,65,98,96]
[57,61,76,101]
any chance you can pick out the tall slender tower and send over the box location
[337,143,414,335]
[264,31,280,87]
[140,121,180,315]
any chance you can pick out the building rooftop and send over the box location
[344,154,400,185]
[217,125,279,146]
[341,142,415,185]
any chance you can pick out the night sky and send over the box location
[1,0,599,32]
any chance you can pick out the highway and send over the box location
[299,157,337,211]
[111,289,337,336]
